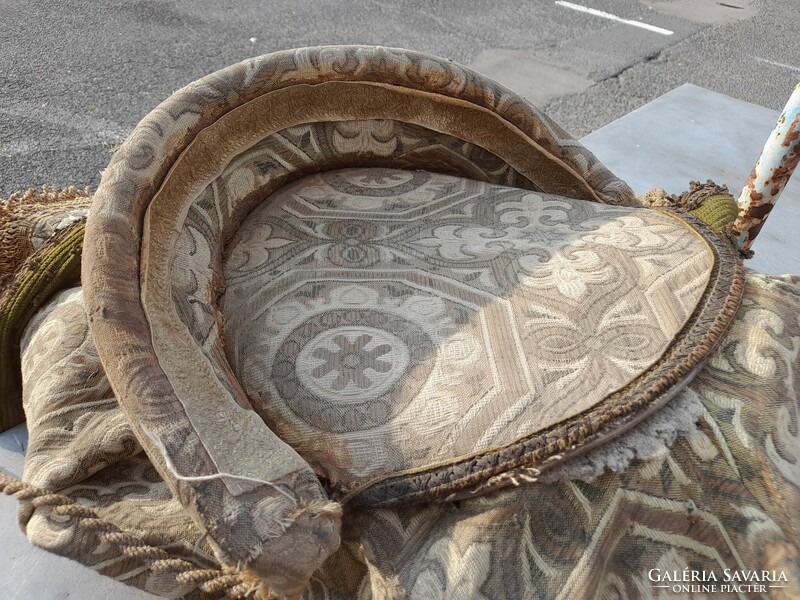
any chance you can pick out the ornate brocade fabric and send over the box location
[18,273,800,599]
[220,167,713,492]
[7,44,797,599]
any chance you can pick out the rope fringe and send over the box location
[0,470,268,599]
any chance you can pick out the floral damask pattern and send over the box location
[326,222,383,268]
[517,248,610,299]
[310,333,394,391]
[220,167,714,491]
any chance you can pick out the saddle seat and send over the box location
[218,165,740,505]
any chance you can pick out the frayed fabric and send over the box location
[540,389,705,483]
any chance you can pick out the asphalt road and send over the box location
[1,0,799,196]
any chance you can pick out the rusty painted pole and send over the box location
[733,83,800,252]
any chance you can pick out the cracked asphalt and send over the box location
[1,0,799,196]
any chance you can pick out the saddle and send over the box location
[2,46,797,600]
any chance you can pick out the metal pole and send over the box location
[733,83,800,252]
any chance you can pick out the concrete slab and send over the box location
[581,83,800,276]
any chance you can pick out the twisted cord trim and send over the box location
[0,470,267,599]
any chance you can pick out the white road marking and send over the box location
[555,1,674,35]
[753,56,800,73]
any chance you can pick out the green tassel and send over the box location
[0,223,84,432]
[689,194,740,232]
